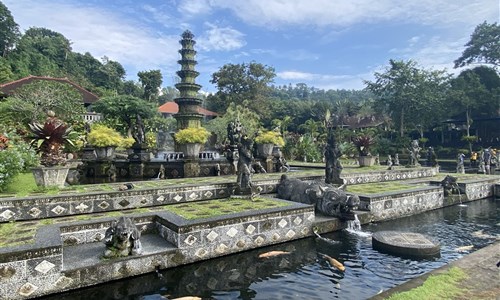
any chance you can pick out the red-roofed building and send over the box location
[158,101,219,120]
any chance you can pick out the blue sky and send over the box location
[5,0,499,93]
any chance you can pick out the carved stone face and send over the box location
[114,218,134,242]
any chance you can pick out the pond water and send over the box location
[42,198,500,300]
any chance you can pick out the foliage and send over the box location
[3,80,86,125]
[174,127,211,144]
[121,137,135,149]
[87,124,128,148]
[338,141,357,158]
[372,137,395,156]
[145,131,157,149]
[255,130,285,147]
[91,95,158,137]
[281,135,298,160]
[365,59,450,138]
[455,22,500,68]
[209,62,275,119]
[28,112,73,166]
[0,147,23,191]
[0,2,20,57]
[205,102,261,145]
[0,134,8,150]
[461,135,477,143]
[295,134,322,162]
[352,135,375,156]
[138,69,162,102]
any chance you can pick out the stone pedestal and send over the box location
[81,147,96,161]
[128,146,151,162]
[31,166,70,188]
[183,159,200,177]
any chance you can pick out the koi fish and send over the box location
[171,297,202,300]
[322,254,345,272]
[258,250,290,258]
[454,245,474,252]
[472,230,497,239]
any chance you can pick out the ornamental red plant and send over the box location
[29,111,73,167]
[352,135,375,156]
[0,134,8,150]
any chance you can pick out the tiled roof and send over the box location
[158,101,219,117]
[0,75,99,104]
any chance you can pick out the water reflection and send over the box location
[41,199,499,300]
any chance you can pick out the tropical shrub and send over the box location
[255,130,285,147]
[87,124,128,148]
[0,148,23,192]
[295,134,322,162]
[174,127,211,144]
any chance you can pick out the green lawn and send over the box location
[386,267,467,300]
[346,182,422,194]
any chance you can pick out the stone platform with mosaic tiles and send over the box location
[2,167,500,299]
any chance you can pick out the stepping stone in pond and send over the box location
[372,231,440,259]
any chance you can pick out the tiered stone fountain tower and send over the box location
[174,30,203,130]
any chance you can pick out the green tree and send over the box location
[205,101,261,146]
[157,86,180,104]
[138,69,162,102]
[0,1,20,57]
[365,59,450,138]
[121,80,143,98]
[0,80,85,126]
[0,57,13,83]
[209,61,275,118]
[91,95,158,137]
[449,68,496,151]
[455,22,500,68]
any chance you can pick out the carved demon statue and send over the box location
[440,175,465,196]
[103,216,143,258]
[276,175,360,220]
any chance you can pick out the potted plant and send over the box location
[254,130,285,158]
[353,134,376,167]
[174,127,210,158]
[29,111,74,187]
[87,124,131,160]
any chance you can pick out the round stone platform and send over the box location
[372,231,440,259]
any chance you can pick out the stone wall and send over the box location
[342,167,439,185]
[0,201,313,299]
[358,186,444,222]
[0,167,454,224]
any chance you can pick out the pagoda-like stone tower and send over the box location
[174,30,203,130]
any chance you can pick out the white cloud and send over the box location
[198,23,246,51]
[277,70,373,90]
[178,0,213,16]
[208,0,497,29]
[278,71,315,80]
[5,0,181,79]
[388,34,469,75]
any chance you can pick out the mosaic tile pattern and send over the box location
[0,168,441,222]
[362,187,444,221]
